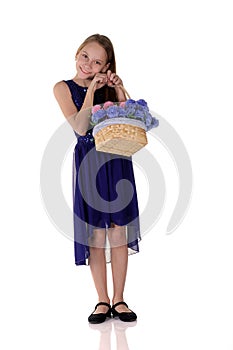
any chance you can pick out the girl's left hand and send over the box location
[106,70,123,88]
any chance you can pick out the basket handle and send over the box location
[90,82,131,102]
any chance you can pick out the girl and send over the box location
[54,34,139,323]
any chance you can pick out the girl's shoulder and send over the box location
[53,80,72,101]
[53,80,69,93]
[53,80,79,117]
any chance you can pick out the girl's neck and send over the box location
[72,75,91,88]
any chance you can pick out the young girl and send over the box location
[54,34,139,323]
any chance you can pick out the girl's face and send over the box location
[76,42,110,80]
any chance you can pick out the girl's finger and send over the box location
[114,76,122,85]
[107,70,112,79]
[109,73,116,81]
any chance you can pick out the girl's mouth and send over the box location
[80,66,91,75]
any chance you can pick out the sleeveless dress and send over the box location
[64,80,141,266]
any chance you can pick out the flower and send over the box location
[106,105,119,118]
[137,99,148,109]
[125,99,136,106]
[124,104,136,117]
[103,101,114,109]
[145,113,152,127]
[117,107,127,117]
[90,98,159,131]
[91,109,107,124]
[92,104,101,113]
[134,109,146,121]
[147,116,159,130]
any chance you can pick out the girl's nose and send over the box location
[84,61,92,69]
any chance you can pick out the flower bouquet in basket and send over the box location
[90,92,159,157]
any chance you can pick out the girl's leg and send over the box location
[89,228,110,313]
[108,224,132,312]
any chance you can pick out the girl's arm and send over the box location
[53,81,88,135]
[53,74,107,135]
[114,86,127,102]
[107,70,127,102]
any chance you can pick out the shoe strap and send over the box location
[95,302,111,310]
[112,301,128,310]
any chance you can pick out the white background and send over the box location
[1,0,233,349]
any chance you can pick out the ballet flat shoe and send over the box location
[111,301,137,322]
[88,302,112,324]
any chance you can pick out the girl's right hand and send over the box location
[90,73,108,91]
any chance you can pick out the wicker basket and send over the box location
[93,117,148,157]
[92,86,148,157]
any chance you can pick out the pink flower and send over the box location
[92,105,101,113]
[103,101,114,109]
[119,101,126,108]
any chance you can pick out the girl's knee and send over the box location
[108,225,127,247]
[89,229,106,248]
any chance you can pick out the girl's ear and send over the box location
[101,62,110,73]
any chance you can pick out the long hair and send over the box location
[75,34,118,102]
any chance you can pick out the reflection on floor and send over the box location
[89,318,137,350]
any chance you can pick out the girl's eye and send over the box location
[94,61,101,65]
[82,53,88,59]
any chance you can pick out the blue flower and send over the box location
[147,116,159,131]
[91,109,106,123]
[134,109,145,121]
[125,99,136,106]
[118,107,127,117]
[106,105,119,118]
[125,104,136,116]
[136,99,148,109]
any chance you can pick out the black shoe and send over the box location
[88,302,112,324]
[111,301,137,322]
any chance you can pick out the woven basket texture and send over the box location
[94,123,148,156]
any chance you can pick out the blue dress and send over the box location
[64,80,141,266]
